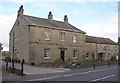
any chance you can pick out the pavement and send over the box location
[18,63,70,75]
[1,60,70,75]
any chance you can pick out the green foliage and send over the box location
[1,51,9,60]
[4,57,11,62]
[75,60,82,66]
[52,58,65,66]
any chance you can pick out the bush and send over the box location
[4,57,11,62]
[75,60,81,66]
[52,58,65,66]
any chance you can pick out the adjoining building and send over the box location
[9,5,86,65]
[1,51,9,60]
[85,35,118,62]
[9,5,118,65]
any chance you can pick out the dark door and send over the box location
[98,53,104,62]
[60,49,65,62]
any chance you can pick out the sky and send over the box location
[0,0,119,51]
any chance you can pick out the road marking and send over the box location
[92,67,117,72]
[27,70,93,81]
[80,70,92,74]
[26,66,117,81]
[91,74,116,82]
[28,75,63,81]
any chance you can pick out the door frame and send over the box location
[59,48,66,62]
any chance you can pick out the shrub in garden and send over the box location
[52,58,65,66]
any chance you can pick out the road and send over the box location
[2,65,119,83]
[26,66,118,82]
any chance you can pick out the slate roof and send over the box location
[23,15,86,34]
[85,35,116,45]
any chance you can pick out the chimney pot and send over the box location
[18,5,24,15]
[64,15,68,23]
[48,11,53,21]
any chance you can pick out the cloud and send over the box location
[0,15,16,51]
[80,12,118,42]
[0,0,118,3]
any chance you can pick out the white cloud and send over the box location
[0,15,16,51]
[79,12,118,42]
[0,0,118,3]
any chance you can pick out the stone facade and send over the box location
[9,5,118,65]
[9,5,86,65]
[9,6,30,63]
[85,35,118,61]
[29,26,86,65]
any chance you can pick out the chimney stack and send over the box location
[48,11,53,21]
[18,5,24,16]
[64,15,68,23]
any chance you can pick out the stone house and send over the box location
[9,5,118,65]
[85,35,118,61]
[9,5,86,65]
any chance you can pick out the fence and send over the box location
[3,58,25,77]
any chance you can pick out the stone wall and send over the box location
[85,42,118,61]
[9,15,30,63]
[29,26,85,65]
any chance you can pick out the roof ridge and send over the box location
[24,14,65,24]
[86,35,110,39]
[85,35,116,44]
[23,14,85,33]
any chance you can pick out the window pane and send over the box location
[44,49,50,59]
[73,50,77,58]
[60,32,65,41]
[45,30,50,40]
[73,33,77,43]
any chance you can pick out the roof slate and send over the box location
[23,15,86,34]
[85,35,116,45]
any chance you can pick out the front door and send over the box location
[60,49,65,62]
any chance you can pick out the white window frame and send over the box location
[45,29,51,40]
[60,32,66,41]
[73,50,78,58]
[44,49,50,59]
[73,33,77,43]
